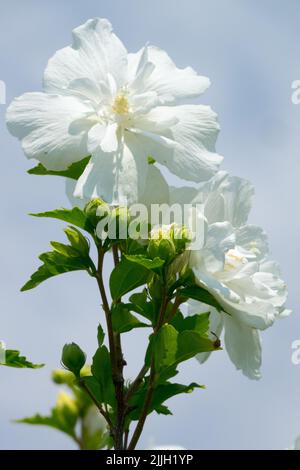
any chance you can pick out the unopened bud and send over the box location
[61,343,86,378]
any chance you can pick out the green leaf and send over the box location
[21,228,95,292]
[28,156,91,180]
[64,226,90,256]
[91,346,115,407]
[21,249,93,291]
[153,324,218,373]
[17,391,78,439]
[128,290,155,323]
[153,325,178,371]
[171,311,210,337]
[109,258,150,301]
[111,304,150,333]
[176,331,216,364]
[1,350,44,369]
[128,380,203,421]
[30,207,94,235]
[97,324,105,347]
[125,255,165,273]
[180,285,223,312]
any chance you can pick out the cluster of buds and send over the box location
[147,223,191,263]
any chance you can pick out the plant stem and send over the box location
[128,288,170,450]
[95,245,126,449]
[125,363,149,403]
[79,380,113,429]
[127,359,156,450]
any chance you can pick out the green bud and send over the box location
[172,225,192,253]
[84,198,107,226]
[148,224,188,262]
[61,343,86,378]
[158,238,176,261]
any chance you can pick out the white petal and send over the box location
[235,225,269,261]
[66,77,103,103]
[129,91,159,115]
[223,314,262,380]
[140,165,170,208]
[136,105,223,182]
[128,46,210,104]
[44,18,127,95]
[100,123,119,153]
[169,186,199,205]
[75,133,148,206]
[6,92,92,170]
[65,178,86,208]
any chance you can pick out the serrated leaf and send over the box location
[28,156,90,180]
[111,304,150,334]
[1,350,44,369]
[30,207,94,235]
[180,285,223,312]
[21,249,93,291]
[125,255,165,272]
[109,258,150,301]
[21,227,95,291]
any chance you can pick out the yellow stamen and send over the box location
[112,94,129,115]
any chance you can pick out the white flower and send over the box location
[169,171,290,379]
[6,18,223,205]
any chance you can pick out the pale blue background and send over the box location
[0,0,300,450]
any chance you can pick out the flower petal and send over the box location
[128,46,210,104]
[44,18,127,96]
[223,314,262,380]
[139,165,170,208]
[136,105,223,182]
[6,92,92,170]
[74,132,149,206]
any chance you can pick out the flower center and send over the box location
[224,249,247,272]
[112,94,129,115]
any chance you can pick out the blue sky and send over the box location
[0,0,300,449]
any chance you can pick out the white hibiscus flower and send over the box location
[6,18,223,205]
[168,171,290,379]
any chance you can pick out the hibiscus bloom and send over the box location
[6,18,222,205]
[167,171,290,379]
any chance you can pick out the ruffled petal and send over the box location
[6,92,92,170]
[44,18,127,97]
[128,46,210,104]
[223,314,262,380]
[136,105,223,182]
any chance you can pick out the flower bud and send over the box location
[172,225,192,253]
[84,198,107,226]
[61,343,86,378]
[148,224,190,262]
